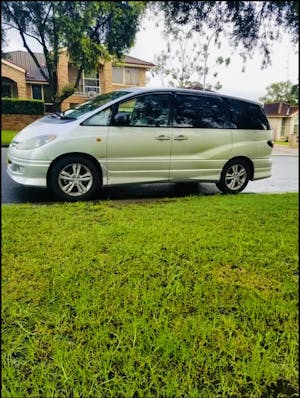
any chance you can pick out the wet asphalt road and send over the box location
[1,148,298,204]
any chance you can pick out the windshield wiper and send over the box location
[50,112,63,119]
[60,115,77,120]
[49,112,76,120]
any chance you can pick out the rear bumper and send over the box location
[252,158,272,180]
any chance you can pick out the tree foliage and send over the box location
[1,1,146,110]
[151,25,230,90]
[157,1,298,68]
[259,81,299,105]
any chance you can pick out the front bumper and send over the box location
[7,154,51,188]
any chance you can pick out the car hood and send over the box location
[13,116,79,142]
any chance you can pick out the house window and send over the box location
[32,84,43,100]
[43,85,52,103]
[68,64,100,94]
[1,78,18,98]
[2,82,12,97]
[31,84,53,102]
[112,67,123,84]
[31,84,53,112]
[83,79,100,94]
[83,71,100,94]
[125,68,139,85]
[293,116,299,134]
[280,118,286,137]
[112,66,140,85]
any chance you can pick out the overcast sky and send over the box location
[130,11,299,101]
[3,9,298,102]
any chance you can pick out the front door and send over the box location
[107,93,172,184]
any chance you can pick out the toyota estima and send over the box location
[7,88,273,201]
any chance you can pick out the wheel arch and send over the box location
[47,152,103,188]
[221,156,254,180]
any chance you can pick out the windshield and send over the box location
[62,90,131,119]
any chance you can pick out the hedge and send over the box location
[2,98,45,115]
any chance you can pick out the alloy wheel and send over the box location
[58,163,93,197]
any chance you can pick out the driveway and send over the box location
[1,145,298,204]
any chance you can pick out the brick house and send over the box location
[264,102,299,142]
[1,50,155,111]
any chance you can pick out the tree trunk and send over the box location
[52,67,84,112]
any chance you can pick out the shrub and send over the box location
[1,98,45,115]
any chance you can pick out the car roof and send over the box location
[123,87,262,105]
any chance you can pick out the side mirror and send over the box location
[113,112,131,126]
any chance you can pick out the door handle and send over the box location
[174,135,188,141]
[155,135,171,141]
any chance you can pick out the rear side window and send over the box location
[174,94,227,128]
[223,98,270,130]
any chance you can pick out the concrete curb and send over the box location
[272,153,298,157]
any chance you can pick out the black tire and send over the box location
[49,156,101,201]
[216,159,250,194]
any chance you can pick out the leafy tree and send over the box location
[290,83,299,102]
[259,81,299,105]
[1,29,6,53]
[156,1,298,68]
[1,1,146,110]
[152,25,230,89]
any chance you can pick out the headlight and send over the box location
[15,135,56,150]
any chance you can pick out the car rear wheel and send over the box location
[217,159,250,194]
[49,156,101,201]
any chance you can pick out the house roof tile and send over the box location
[4,51,49,81]
[124,55,155,67]
[264,102,299,117]
[3,51,155,83]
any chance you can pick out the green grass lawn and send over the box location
[2,194,298,397]
[2,130,17,145]
[275,140,289,146]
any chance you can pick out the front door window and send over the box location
[118,94,171,127]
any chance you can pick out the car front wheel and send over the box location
[217,159,250,194]
[49,156,101,201]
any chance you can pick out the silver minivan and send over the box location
[7,88,273,201]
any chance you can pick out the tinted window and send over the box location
[223,98,270,130]
[174,94,227,128]
[118,94,171,127]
